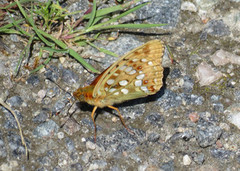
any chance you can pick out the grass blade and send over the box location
[86,0,97,29]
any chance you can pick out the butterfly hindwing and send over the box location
[92,40,165,105]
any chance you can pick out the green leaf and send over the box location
[86,0,97,29]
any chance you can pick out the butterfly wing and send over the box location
[92,40,165,106]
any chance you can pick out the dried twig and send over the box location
[0,98,28,159]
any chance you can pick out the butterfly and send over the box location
[73,39,165,141]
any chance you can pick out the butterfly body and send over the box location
[73,40,165,141]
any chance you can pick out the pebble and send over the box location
[0,131,7,158]
[160,160,174,171]
[0,160,18,171]
[37,89,46,99]
[210,49,240,66]
[70,163,83,171]
[181,1,197,12]
[202,19,230,39]
[57,132,65,139]
[33,120,59,138]
[32,108,49,123]
[26,75,40,86]
[86,141,96,150]
[224,103,240,129]
[192,152,205,164]
[81,151,92,164]
[210,148,233,160]
[136,0,181,28]
[44,65,60,82]
[88,160,107,170]
[3,109,22,129]
[195,62,223,86]
[146,113,165,128]
[183,155,192,165]
[6,96,23,107]
[196,119,222,147]
[65,137,75,152]
[7,131,26,158]
[62,69,79,84]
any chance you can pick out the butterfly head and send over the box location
[73,85,94,102]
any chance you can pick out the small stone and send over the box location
[196,119,222,147]
[146,113,165,127]
[62,69,78,84]
[216,140,223,148]
[0,160,18,171]
[82,151,92,164]
[219,122,230,131]
[183,155,192,165]
[224,103,240,129]
[32,108,49,123]
[59,57,66,63]
[189,112,199,123]
[181,1,197,12]
[112,116,118,123]
[148,133,160,142]
[26,75,39,86]
[45,65,60,82]
[71,163,83,171]
[86,141,96,150]
[33,120,59,138]
[210,148,233,160]
[37,89,46,99]
[192,152,205,164]
[88,160,107,170]
[196,164,219,171]
[65,137,75,152]
[195,62,223,86]
[57,132,64,139]
[210,49,240,66]
[6,96,23,107]
[201,19,230,39]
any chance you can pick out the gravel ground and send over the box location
[0,0,240,170]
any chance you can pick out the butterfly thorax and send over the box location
[73,85,110,108]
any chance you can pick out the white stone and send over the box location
[86,141,96,150]
[211,49,240,66]
[195,62,223,86]
[183,155,192,165]
[57,132,64,139]
[181,1,197,12]
[224,103,240,129]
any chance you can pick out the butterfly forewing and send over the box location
[92,40,165,105]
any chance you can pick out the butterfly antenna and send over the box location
[60,99,78,128]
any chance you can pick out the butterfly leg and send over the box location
[91,106,98,142]
[107,105,135,135]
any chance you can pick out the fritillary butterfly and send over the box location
[73,39,165,141]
